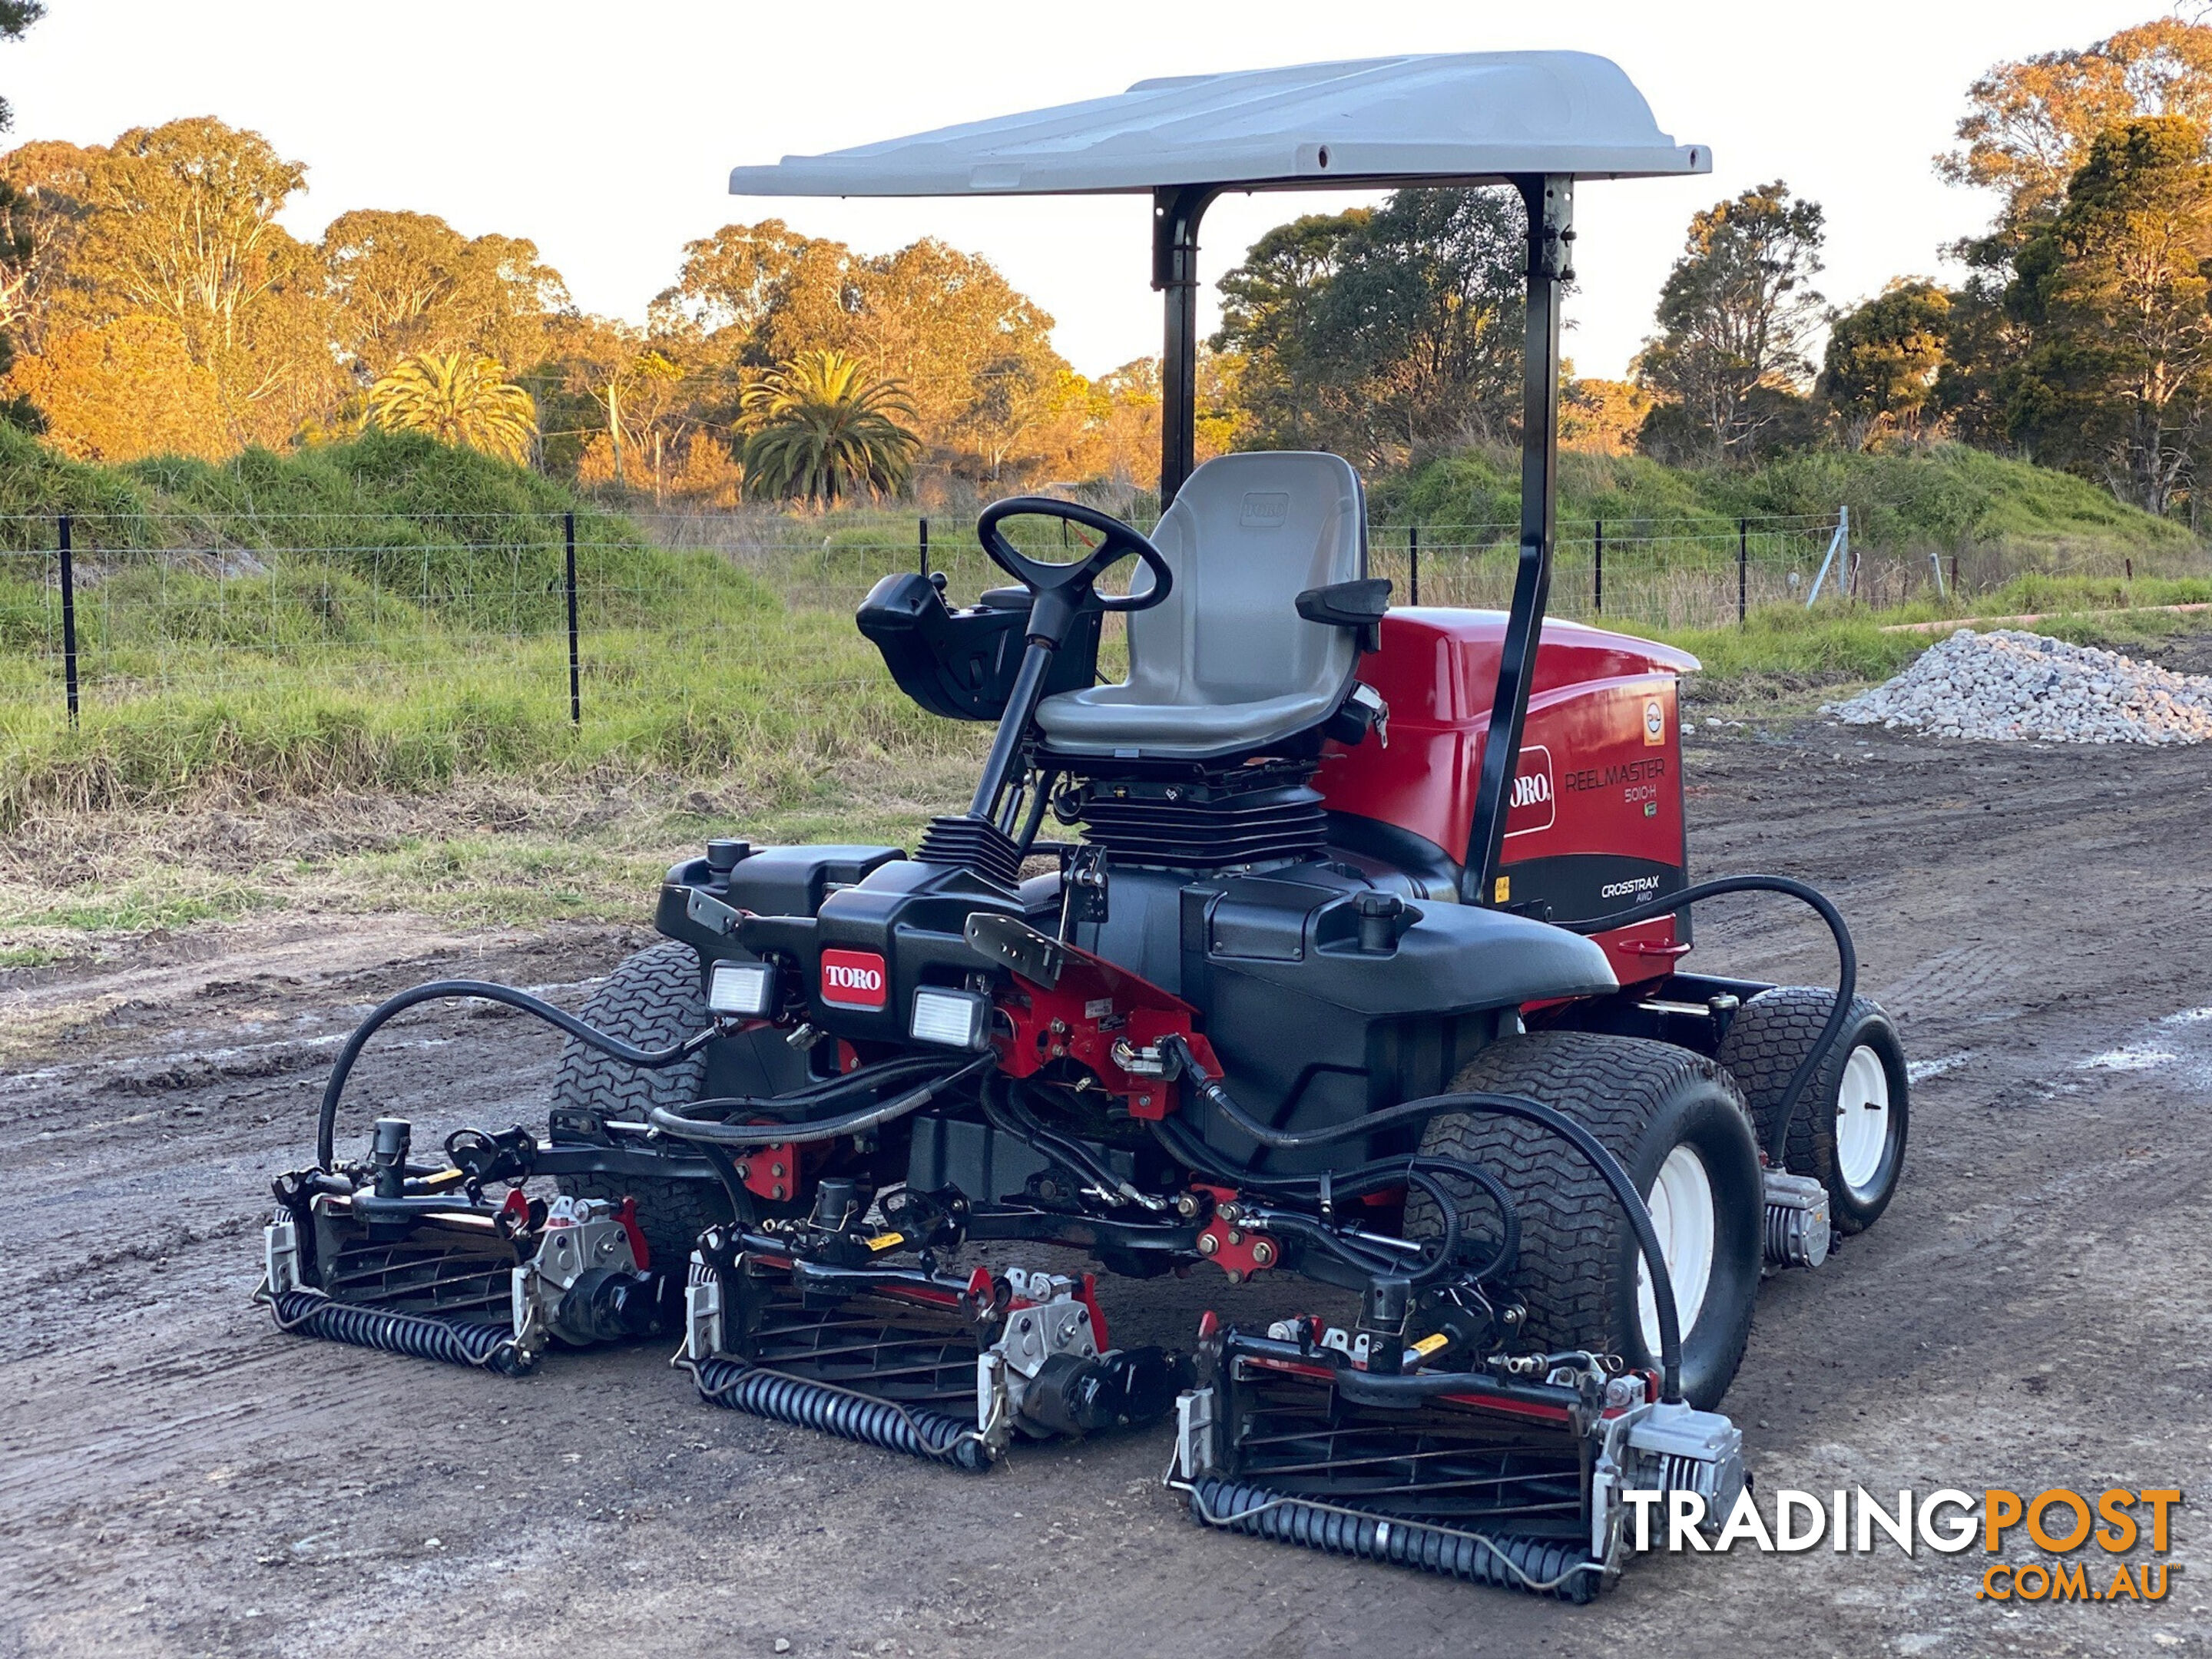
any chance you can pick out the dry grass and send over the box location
[0,740,986,967]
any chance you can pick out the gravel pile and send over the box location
[1827,628,2212,744]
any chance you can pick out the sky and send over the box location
[7,0,2176,380]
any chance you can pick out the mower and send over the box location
[257,52,1911,1599]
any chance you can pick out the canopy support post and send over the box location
[1154,184,1220,508]
[1463,174,1574,906]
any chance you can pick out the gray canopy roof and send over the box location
[727,52,1707,198]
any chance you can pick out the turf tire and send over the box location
[551,940,731,1265]
[1713,987,1909,1233]
[1416,1031,1763,1410]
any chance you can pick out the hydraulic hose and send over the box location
[1239,1167,1466,1287]
[1162,1035,1686,1403]
[647,1055,993,1147]
[989,1075,1161,1210]
[1565,873,1857,1167]
[1147,1114,1517,1286]
[679,1052,966,1123]
[316,979,717,1168]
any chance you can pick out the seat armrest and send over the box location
[1296,578,1392,653]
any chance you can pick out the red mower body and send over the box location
[1318,610,1700,989]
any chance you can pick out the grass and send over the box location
[17,876,268,933]
[4,430,2212,955]
[1381,442,2198,565]
[1669,574,2212,690]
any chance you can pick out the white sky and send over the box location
[8,0,2171,379]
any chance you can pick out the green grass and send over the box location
[12,873,269,934]
[4,427,2211,873]
[1379,442,2198,565]
[1661,574,2212,698]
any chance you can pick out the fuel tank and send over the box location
[1319,609,1700,988]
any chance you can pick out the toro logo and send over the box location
[819,949,888,1009]
[1505,745,1555,838]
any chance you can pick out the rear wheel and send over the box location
[551,940,731,1264]
[1415,1031,1763,1410]
[1714,988,1909,1233]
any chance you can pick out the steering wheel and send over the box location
[976,496,1173,618]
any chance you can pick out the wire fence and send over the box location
[0,505,2197,730]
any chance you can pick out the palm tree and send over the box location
[740,349,919,506]
[366,352,538,465]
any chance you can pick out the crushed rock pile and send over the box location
[1826,628,2212,745]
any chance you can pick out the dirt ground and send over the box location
[5,697,2211,1657]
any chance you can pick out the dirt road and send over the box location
[3,710,2209,1658]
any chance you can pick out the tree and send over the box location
[50,118,343,448]
[653,220,1086,487]
[321,209,569,380]
[1309,188,1526,459]
[1635,181,1826,461]
[852,236,1065,475]
[0,140,94,358]
[1212,209,1360,450]
[739,349,919,506]
[366,352,537,465]
[1942,21,2212,233]
[0,0,41,134]
[1211,187,1526,468]
[652,219,860,369]
[1934,21,2212,490]
[551,318,688,492]
[1820,282,1952,449]
[2005,117,2212,515]
[1561,378,1654,456]
[6,313,226,460]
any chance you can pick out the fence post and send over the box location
[1594,518,1603,615]
[58,511,78,728]
[1409,524,1419,605]
[1950,552,1960,597]
[919,517,929,578]
[1737,518,1748,627]
[563,511,581,727]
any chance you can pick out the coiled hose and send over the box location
[267,1286,529,1376]
[690,1358,992,1472]
[1565,873,1857,1167]
[1184,1476,1599,1602]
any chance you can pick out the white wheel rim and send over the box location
[1834,1044,1891,1198]
[1635,1144,1717,1359]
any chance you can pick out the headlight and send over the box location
[909,986,990,1050]
[708,959,777,1018]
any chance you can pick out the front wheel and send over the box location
[551,940,732,1265]
[1714,988,1909,1234]
[1415,1031,1763,1410]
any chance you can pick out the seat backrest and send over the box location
[1123,451,1366,709]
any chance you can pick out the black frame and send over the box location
[1148,173,1574,909]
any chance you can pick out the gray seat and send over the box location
[1034,452,1365,760]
